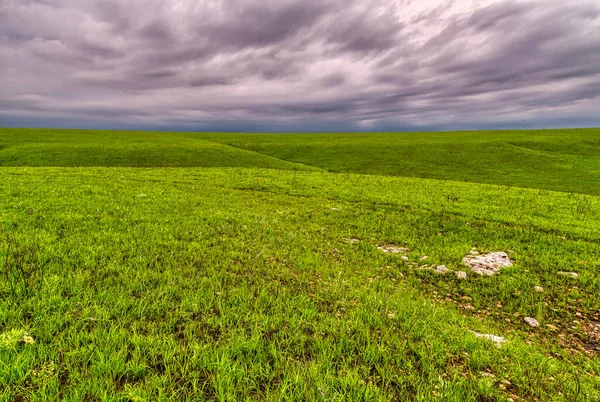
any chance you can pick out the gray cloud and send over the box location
[0,0,599,131]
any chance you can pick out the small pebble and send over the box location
[558,271,579,278]
[524,317,540,328]
[455,271,468,280]
[471,331,506,348]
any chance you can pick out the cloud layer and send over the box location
[1,0,599,131]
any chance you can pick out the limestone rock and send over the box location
[455,271,468,280]
[471,331,506,348]
[524,317,540,328]
[463,251,512,276]
[378,244,409,254]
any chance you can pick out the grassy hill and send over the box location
[1,128,599,400]
[0,129,317,171]
[202,129,600,196]
[2,128,600,194]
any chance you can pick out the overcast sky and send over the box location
[1,0,599,132]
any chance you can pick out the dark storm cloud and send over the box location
[200,2,329,49]
[0,0,599,131]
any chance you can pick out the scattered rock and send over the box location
[420,255,428,261]
[455,271,468,280]
[585,322,600,352]
[417,265,449,274]
[401,256,409,261]
[479,372,496,379]
[469,248,480,255]
[378,244,409,254]
[558,271,579,278]
[471,331,506,348]
[343,238,360,244]
[524,317,540,328]
[463,251,512,276]
[534,286,544,293]
[585,321,600,340]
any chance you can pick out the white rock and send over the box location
[558,271,579,278]
[416,265,448,275]
[378,245,409,254]
[534,286,544,293]
[420,255,428,261]
[471,331,506,348]
[463,251,512,276]
[401,256,409,261]
[455,271,468,280]
[524,317,540,328]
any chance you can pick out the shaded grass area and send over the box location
[1,168,599,400]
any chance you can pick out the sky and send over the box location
[1,0,599,132]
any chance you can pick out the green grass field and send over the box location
[2,128,599,194]
[1,128,600,401]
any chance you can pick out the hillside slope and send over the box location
[2,128,599,195]
[0,128,317,171]
[202,129,600,196]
